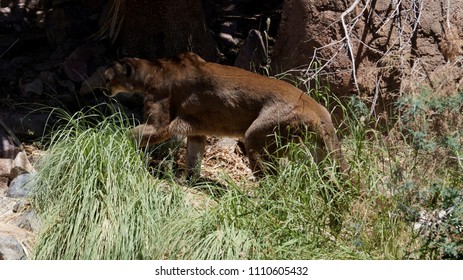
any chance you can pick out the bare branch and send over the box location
[341,0,362,93]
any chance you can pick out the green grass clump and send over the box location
[32,106,264,259]
[32,107,191,259]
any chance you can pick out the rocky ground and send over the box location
[0,0,105,259]
[0,150,39,259]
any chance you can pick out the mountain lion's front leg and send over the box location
[131,123,171,147]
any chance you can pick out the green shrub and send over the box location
[397,88,462,158]
[394,88,463,259]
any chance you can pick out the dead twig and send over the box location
[0,37,20,58]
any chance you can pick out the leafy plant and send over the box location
[394,87,463,259]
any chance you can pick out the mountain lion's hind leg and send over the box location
[244,118,280,176]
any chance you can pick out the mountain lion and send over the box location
[104,52,349,180]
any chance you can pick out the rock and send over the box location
[0,132,19,159]
[0,56,33,80]
[6,173,35,198]
[216,138,239,153]
[39,71,59,90]
[0,177,8,195]
[18,210,39,233]
[33,61,57,72]
[0,7,11,14]
[0,158,13,177]
[58,79,76,93]
[2,111,51,140]
[1,122,20,159]
[18,218,33,232]
[50,41,81,60]
[0,223,30,241]
[22,0,42,12]
[79,66,107,96]
[0,236,26,260]
[219,21,240,46]
[62,45,106,82]
[22,78,44,96]
[219,32,240,46]
[10,151,35,180]
[271,0,351,93]
[62,48,90,82]
[234,29,267,71]
[121,1,218,61]
[13,201,31,213]
[11,202,40,233]
[35,10,46,28]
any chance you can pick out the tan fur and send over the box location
[104,52,349,178]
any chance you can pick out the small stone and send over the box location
[10,151,35,180]
[219,32,240,46]
[0,177,8,195]
[216,138,238,153]
[0,236,26,260]
[23,78,44,95]
[79,66,107,96]
[18,219,33,232]
[0,7,11,14]
[39,71,58,89]
[18,210,39,232]
[438,208,451,220]
[62,45,105,82]
[6,173,35,198]
[0,158,13,177]
[0,130,20,159]
[13,201,31,213]
[58,79,76,93]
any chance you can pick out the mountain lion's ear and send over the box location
[115,61,131,76]
[104,68,115,81]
